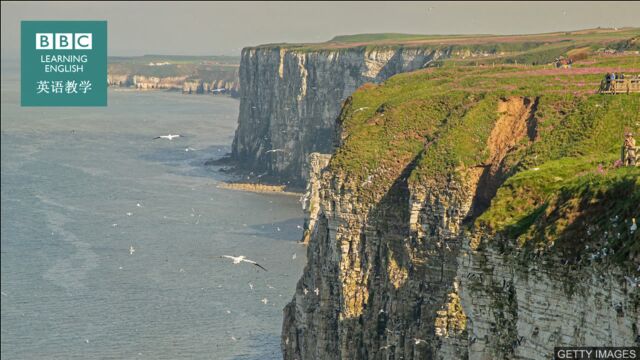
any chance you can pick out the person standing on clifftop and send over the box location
[623,132,637,166]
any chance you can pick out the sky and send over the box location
[2,1,639,57]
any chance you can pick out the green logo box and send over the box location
[21,21,107,106]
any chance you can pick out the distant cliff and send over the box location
[230,28,640,187]
[230,46,452,187]
[107,55,240,97]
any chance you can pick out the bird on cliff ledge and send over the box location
[412,338,428,345]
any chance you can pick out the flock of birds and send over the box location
[112,133,307,345]
[129,132,640,351]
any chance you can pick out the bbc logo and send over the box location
[35,33,92,50]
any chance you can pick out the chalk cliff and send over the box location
[281,59,640,359]
[231,46,451,187]
[106,74,239,96]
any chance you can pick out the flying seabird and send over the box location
[129,246,135,255]
[220,255,268,271]
[153,134,182,140]
[266,149,286,154]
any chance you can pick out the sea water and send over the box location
[1,61,305,359]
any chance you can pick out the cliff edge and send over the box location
[282,52,640,359]
[231,28,640,187]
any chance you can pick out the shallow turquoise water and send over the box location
[1,65,305,359]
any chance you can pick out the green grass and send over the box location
[329,33,469,43]
[252,28,640,64]
[329,52,640,268]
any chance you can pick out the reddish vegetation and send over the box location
[489,67,640,77]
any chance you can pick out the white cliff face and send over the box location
[107,74,239,96]
[231,46,451,186]
[458,242,639,360]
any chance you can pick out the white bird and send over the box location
[266,149,286,154]
[354,107,369,113]
[630,218,637,233]
[129,246,135,255]
[220,255,268,271]
[153,134,182,140]
[126,212,132,216]
[314,288,319,296]
[292,253,297,260]
[413,338,427,345]
[136,203,142,207]
[303,288,309,295]
[248,282,254,290]
[261,298,269,304]
[380,344,393,350]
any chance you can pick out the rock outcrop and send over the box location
[231,46,452,187]
[300,153,332,244]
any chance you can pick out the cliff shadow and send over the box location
[337,152,466,360]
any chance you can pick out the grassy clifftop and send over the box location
[253,28,639,66]
[329,52,639,268]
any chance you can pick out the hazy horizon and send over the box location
[2,1,640,58]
